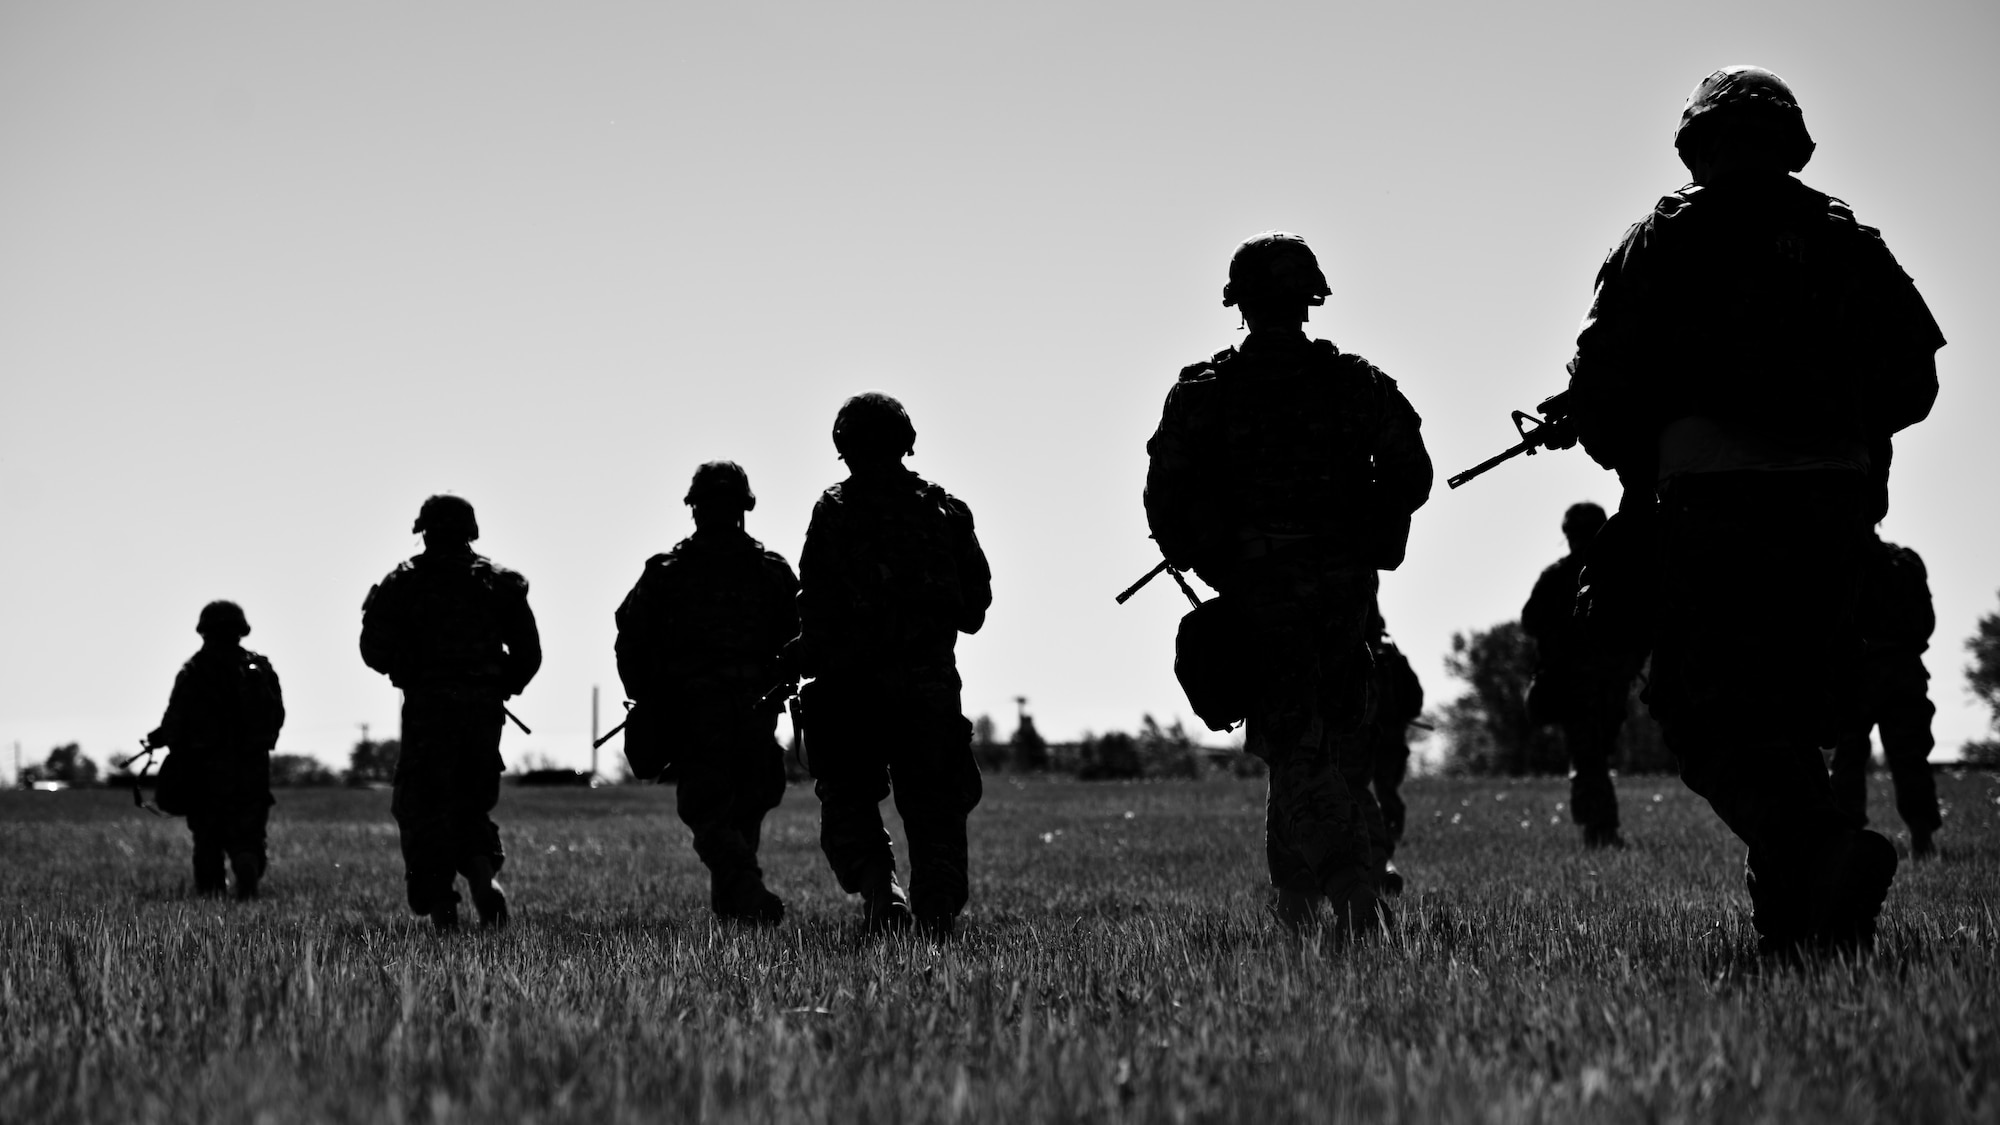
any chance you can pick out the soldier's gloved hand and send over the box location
[1538,416,1579,451]
[143,728,167,750]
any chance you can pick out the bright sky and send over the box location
[4,0,1996,778]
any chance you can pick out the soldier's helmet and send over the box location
[684,460,757,511]
[832,392,917,461]
[1222,232,1331,309]
[1673,65,1815,173]
[196,600,251,638]
[1562,501,1608,541]
[412,494,479,540]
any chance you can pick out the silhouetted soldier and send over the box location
[1564,67,1943,955]
[1829,532,1941,858]
[361,495,542,930]
[615,461,798,924]
[1521,501,1630,848]
[146,600,285,899]
[1365,609,1423,895]
[1146,232,1433,935]
[795,393,991,937]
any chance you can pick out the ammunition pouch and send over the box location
[1175,596,1253,732]
[621,701,673,782]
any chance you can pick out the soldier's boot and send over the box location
[1910,830,1937,861]
[1323,868,1393,943]
[1380,861,1406,897]
[1808,828,1897,956]
[228,851,263,901]
[430,901,461,932]
[1269,888,1322,936]
[464,858,509,930]
[713,870,785,926]
[1582,824,1626,850]
[859,866,912,935]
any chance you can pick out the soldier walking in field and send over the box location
[361,495,542,930]
[146,600,285,899]
[1521,501,1633,849]
[1829,532,1942,858]
[1563,67,1944,955]
[615,461,799,924]
[1146,232,1433,936]
[794,393,992,937]
[1365,608,1423,895]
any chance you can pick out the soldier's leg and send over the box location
[225,795,272,900]
[445,700,508,928]
[1372,734,1410,852]
[1336,727,1391,890]
[187,805,227,895]
[392,693,467,926]
[809,678,903,928]
[1564,698,1622,845]
[678,702,783,921]
[1877,680,1940,849]
[891,708,982,935]
[1827,726,1875,827]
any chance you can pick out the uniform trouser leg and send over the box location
[1879,694,1940,837]
[888,713,982,926]
[393,693,506,916]
[676,706,786,913]
[1677,741,1853,945]
[1563,709,1623,833]
[187,809,228,893]
[1337,730,1390,884]
[224,800,271,893]
[1827,727,1874,826]
[1372,738,1410,853]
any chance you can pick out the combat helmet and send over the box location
[832,392,916,461]
[684,460,757,510]
[196,600,251,638]
[1222,232,1331,309]
[412,494,479,540]
[1674,65,1815,173]
[1562,501,1608,541]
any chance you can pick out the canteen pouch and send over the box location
[1175,596,1252,732]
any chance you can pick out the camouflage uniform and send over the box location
[1829,535,1941,850]
[798,437,992,935]
[616,524,799,918]
[361,526,541,924]
[1522,545,1630,843]
[148,605,284,898]
[1565,67,1943,951]
[1146,328,1432,921]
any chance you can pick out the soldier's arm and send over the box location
[1143,380,1224,572]
[1852,224,1944,437]
[793,496,843,676]
[262,657,286,745]
[1520,566,1563,642]
[613,567,661,701]
[1372,378,1433,517]
[946,494,992,635]
[1566,217,1665,480]
[358,578,405,683]
[766,554,803,657]
[148,664,197,748]
[501,576,543,697]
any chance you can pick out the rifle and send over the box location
[1446,391,1578,489]
[116,740,166,815]
[1114,559,1204,610]
[501,705,533,736]
[592,700,633,750]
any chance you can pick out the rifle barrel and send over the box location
[591,717,627,750]
[1114,559,1171,604]
[501,705,533,736]
[1446,439,1533,490]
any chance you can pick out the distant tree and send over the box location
[1074,731,1140,780]
[271,754,341,787]
[1011,698,1049,772]
[1438,622,1565,776]
[970,714,1009,771]
[21,743,99,787]
[1135,715,1205,779]
[1966,597,2000,766]
[346,738,400,786]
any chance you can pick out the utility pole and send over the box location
[11,740,19,790]
[591,685,600,782]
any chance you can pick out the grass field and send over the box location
[3,772,1997,1123]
